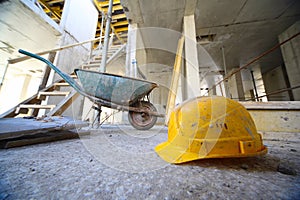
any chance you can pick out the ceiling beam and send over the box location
[114,27,128,32]
[97,0,120,7]
[112,20,128,27]
[101,4,123,12]
[38,0,61,20]
[47,0,64,4]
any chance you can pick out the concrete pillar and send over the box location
[183,15,201,99]
[262,66,290,101]
[241,69,254,100]
[205,76,217,96]
[227,68,245,101]
[251,65,267,101]
[279,21,300,100]
[125,23,138,77]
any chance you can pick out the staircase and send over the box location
[82,44,126,70]
[0,44,126,118]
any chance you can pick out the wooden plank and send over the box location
[54,82,69,86]
[111,24,126,44]
[101,4,123,12]
[1,130,90,148]
[70,74,78,78]
[113,20,128,27]
[165,36,185,125]
[18,104,56,109]
[114,26,128,33]
[0,116,88,141]
[38,52,56,90]
[112,13,126,20]
[38,91,70,99]
[3,131,79,148]
[15,105,56,114]
[8,37,102,64]
[46,90,80,116]
[82,63,102,68]
[38,0,61,20]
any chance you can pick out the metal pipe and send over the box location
[99,0,113,73]
[250,70,259,101]
[206,31,300,95]
[9,36,103,64]
[221,45,230,97]
[246,84,300,101]
[221,46,227,75]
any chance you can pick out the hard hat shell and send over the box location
[155,96,267,164]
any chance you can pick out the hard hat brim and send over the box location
[155,140,268,164]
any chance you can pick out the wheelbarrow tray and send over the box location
[74,69,157,105]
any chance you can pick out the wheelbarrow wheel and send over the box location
[128,101,158,130]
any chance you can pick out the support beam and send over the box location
[125,24,137,77]
[38,0,61,20]
[183,15,201,98]
[165,36,184,124]
[39,52,56,90]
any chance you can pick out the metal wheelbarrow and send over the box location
[19,49,163,130]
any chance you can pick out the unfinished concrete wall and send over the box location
[48,0,98,119]
[241,101,300,133]
[263,66,290,101]
[0,0,60,114]
[227,68,245,101]
[252,65,267,102]
[279,21,300,100]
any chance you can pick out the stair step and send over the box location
[82,63,101,68]
[94,53,114,60]
[38,91,70,99]
[15,104,56,114]
[110,45,122,49]
[54,82,70,86]
[70,75,78,78]
[89,60,101,65]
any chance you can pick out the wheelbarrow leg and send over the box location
[97,106,102,125]
[92,105,102,128]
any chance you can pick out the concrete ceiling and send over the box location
[121,0,300,76]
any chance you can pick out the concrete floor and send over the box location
[0,125,299,199]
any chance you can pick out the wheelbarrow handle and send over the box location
[18,49,85,95]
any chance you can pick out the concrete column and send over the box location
[205,76,217,96]
[227,68,245,101]
[125,23,138,77]
[183,15,201,99]
[262,66,290,101]
[279,21,300,100]
[251,65,267,101]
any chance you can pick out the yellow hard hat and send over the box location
[155,96,267,164]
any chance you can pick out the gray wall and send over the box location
[279,21,300,100]
[263,66,290,101]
